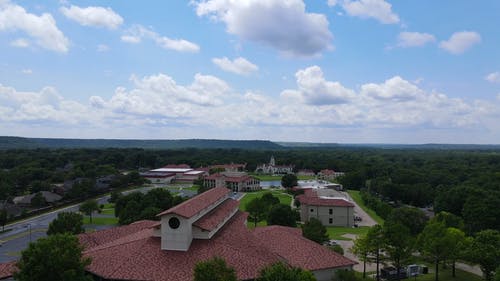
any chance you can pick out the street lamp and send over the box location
[24,224,31,243]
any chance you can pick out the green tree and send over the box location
[79,199,99,224]
[281,174,298,189]
[47,212,84,235]
[257,262,316,281]
[14,233,92,281]
[352,235,370,279]
[138,206,162,221]
[193,257,237,281]
[466,230,500,281]
[446,227,468,277]
[366,224,384,281]
[246,197,266,227]
[30,192,47,208]
[267,204,297,227]
[0,209,7,231]
[418,221,453,281]
[383,222,415,281]
[336,269,361,281]
[431,211,464,230]
[302,218,328,244]
[386,206,428,236]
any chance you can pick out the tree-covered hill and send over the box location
[0,137,283,150]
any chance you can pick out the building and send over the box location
[12,191,62,206]
[297,189,354,227]
[0,187,356,281]
[141,165,208,184]
[209,163,246,173]
[297,169,316,177]
[317,169,345,181]
[204,172,260,192]
[255,156,294,175]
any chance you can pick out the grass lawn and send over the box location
[347,190,384,225]
[414,269,483,281]
[249,174,283,181]
[180,185,200,192]
[83,216,118,226]
[326,226,370,240]
[100,203,115,215]
[239,190,293,211]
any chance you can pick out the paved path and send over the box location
[342,191,377,227]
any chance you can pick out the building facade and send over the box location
[255,156,294,175]
[297,189,354,227]
[204,172,260,192]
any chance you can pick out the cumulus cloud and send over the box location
[439,31,481,54]
[281,65,355,105]
[121,25,200,53]
[2,67,500,142]
[10,38,29,48]
[397,32,436,47]
[60,5,123,29]
[340,0,399,24]
[485,72,500,83]
[97,44,109,52]
[327,0,338,6]
[193,0,333,57]
[212,57,258,75]
[0,1,69,52]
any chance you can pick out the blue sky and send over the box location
[1,0,500,143]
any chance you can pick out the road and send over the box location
[0,184,197,263]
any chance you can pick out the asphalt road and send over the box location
[0,184,198,263]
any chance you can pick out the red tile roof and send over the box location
[83,212,282,281]
[0,261,16,279]
[253,226,357,271]
[297,189,354,207]
[156,187,230,218]
[193,199,239,231]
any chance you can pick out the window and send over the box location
[168,217,180,229]
[329,218,333,224]
[310,208,314,212]
[329,209,333,214]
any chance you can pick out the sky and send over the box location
[1,0,500,144]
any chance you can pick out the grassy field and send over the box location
[250,174,283,181]
[83,216,118,225]
[100,203,115,215]
[326,226,370,240]
[347,190,384,225]
[239,190,293,211]
[354,268,482,281]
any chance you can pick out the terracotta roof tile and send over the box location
[84,212,282,281]
[253,226,357,271]
[156,187,230,218]
[297,189,354,207]
[0,261,16,279]
[193,199,239,231]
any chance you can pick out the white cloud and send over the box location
[97,44,109,52]
[10,38,29,48]
[281,65,355,105]
[341,0,399,24]
[212,57,258,75]
[194,0,333,57]
[0,1,69,52]
[327,0,338,7]
[21,69,32,74]
[2,67,500,143]
[485,72,500,83]
[121,25,200,53]
[397,32,435,47]
[439,31,481,54]
[60,5,123,30]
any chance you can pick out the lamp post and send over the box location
[25,224,31,243]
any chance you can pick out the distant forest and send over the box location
[0,147,499,233]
